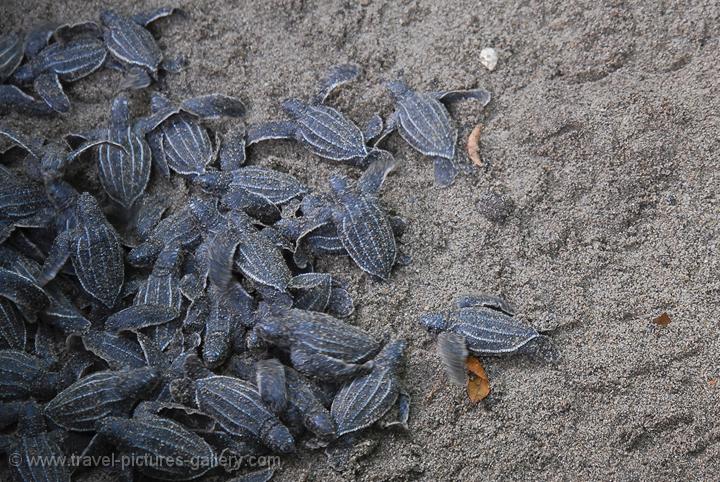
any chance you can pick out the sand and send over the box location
[2,0,720,480]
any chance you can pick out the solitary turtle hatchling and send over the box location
[247,64,385,167]
[419,295,559,385]
[378,78,491,187]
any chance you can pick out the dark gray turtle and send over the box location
[253,305,380,382]
[0,401,70,482]
[79,329,147,370]
[134,241,183,311]
[0,84,54,115]
[379,78,491,187]
[96,414,215,481]
[10,36,107,113]
[253,359,336,440]
[0,169,55,240]
[39,192,124,308]
[44,367,160,431]
[105,304,179,333]
[195,165,307,215]
[288,272,354,318]
[0,264,49,314]
[419,295,559,383]
[145,91,246,177]
[0,298,25,350]
[193,375,296,453]
[0,32,24,82]
[92,94,153,209]
[0,349,69,401]
[330,339,409,437]
[207,210,293,294]
[101,7,183,89]
[246,64,384,167]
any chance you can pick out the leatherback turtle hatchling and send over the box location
[253,305,381,382]
[11,36,107,113]
[420,295,559,384]
[0,401,70,482]
[246,64,385,167]
[378,77,491,187]
[330,339,409,437]
[101,7,184,89]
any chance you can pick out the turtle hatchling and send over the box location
[420,295,559,384]
[247,64,385,167]
[378,77,491,187]
[101,7,184,89]
[11,36,107,113]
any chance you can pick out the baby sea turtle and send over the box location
[0,32,24,82]
[195,165,307,216]
[44,367,160,431]
[145,91,246,177]
[101,7,183,89]
[134,241,183,311]
[0,401,70,482]
[39,192,125,308]
[247,64,384,167]
[378,78,491,187]
[254,359,336,440]
[11,36,107,113]
[326,153,408,280]
[193,374,296,453]
[96,414,215,480]
[331,339,409,437]
[253,305,380,382]
[419,295,559,384]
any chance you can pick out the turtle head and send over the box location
[386,79,410,100]
[254,304,292,345]
[306,411,336,439]
[117,367,161,398]
[194,171,230,193]
[281,98,307,118]
[263,422,295,454]
[419,313,448,333]
[99,10,120,25]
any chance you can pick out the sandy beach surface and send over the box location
[2,0,720,480]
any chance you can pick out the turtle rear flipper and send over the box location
[34,72,70,113]
[246,121,296,145]
[435,87,492,106]
[433,155,459,187]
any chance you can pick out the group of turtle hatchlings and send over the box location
[0,6,558,482]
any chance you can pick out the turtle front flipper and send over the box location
[433,155,459,187]
[132,7,182,27]
[290,347,372,382]
[121,66,152,90]
[0,85,53,115]
[362,113,384,142]
[373,110,398,146]
[357,150,397,195]
[246,121,297,145]
[437,332,469,386]
[34,72,70,113]
[181,93,246,119]
[434,87,492,106]
[312,63,360,104]
[456,294,516,315]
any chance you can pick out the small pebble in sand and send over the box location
[480,47,498,71]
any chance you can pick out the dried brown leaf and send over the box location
[652,312,672,327]
[466,356,490,402]
[466,124,483,167]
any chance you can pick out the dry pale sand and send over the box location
[2,0,720,480]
